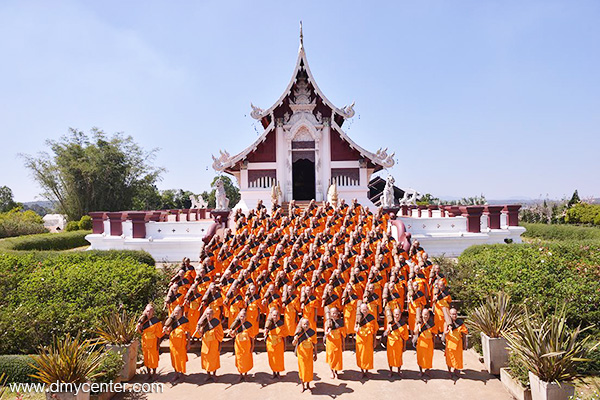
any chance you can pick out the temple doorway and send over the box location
[292,158,315,200]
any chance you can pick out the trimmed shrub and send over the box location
[0,355,39,383]
[0,209,47,238]
[565,203,600,226]
[65,221,80,231]
[522,223,600,241]
[0,231,91,252]
[0,251,166,354]
[79,215,93,230]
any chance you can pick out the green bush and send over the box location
[79,215,93,230]
[565,203,600,226]
[0,355,39,383]
[0,251,166,355]
[0,231,91,252]
[0,209,47,238]
[92,350,124,385]
[65,221,80,231]
[522,223,600,241]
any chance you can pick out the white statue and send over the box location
[189,195,208,209]
[399,188,420,206]
[327,181,339,205]
[381,175,396,208]
[214,178,230,210]
[271,182,282,206]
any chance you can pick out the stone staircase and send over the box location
[280,200,313,217]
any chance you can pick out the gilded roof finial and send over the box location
[299,20,304,48]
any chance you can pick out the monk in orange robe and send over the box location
[162,305,190,384]
[324,307,346,378]
[229,309,254,381]
[193,307,223,382]
[136,304,163,381]
[292,318,317,392]
[384,308,409,376]
[443,308,469,377]
[282,284,300,340]
[354,303,377,378]
[262,307,287,378]
[342,283,359,338]
[415,308,436,378]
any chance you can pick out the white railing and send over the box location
[249,176,276,189]
[332,174,359,187]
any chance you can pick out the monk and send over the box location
[262,307,287,378]
[162,305,190,384]
[136,304,163,381]
[384,309,409,377]
[193,307,223,382]
[229,309,254,382]
[292,318,317,392]
[443,308,469,377]
[354,303,377,378]
[414,308,436,378]
[324,307,346,379]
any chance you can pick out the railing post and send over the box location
[400,205,409,217]
[106,212,127,236]
[459,206,484,233]
[427,205,438,218]
[89,212,106,234]
[484,205,504,229]
[128,212,147,239]
[503,205,522,226]
[446,205,462,217]
[168,209,181,222]
[181,209,190,222]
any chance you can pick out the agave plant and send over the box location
[30,333,104,384]
[95,309,138,345]
[505,306,599,383]
[467,291,521,338]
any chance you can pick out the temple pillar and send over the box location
[89,212,106,234]
[503,205,522,226]
[485,205,504,230]
[106,212,127,236]
[321,119,331,198]
[128,212,147,239]
[459,206,484,233]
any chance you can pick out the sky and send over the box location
[1,0,599,203]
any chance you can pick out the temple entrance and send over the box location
[292,158,315,200]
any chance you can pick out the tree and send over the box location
[0,186,19,212]
[416,193,440,205]
[568,190,581,208]
[201,175,240,209]
[22,128,165,221]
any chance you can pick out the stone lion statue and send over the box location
[189,194,208,209]
[327,182,339,205]
[271,182,282,207]
[214,178,230,210]
[382,175,396,208]
[399,188,419,206]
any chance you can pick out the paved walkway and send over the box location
[117,348,512,400]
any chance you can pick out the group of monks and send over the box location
[136,199,469,390]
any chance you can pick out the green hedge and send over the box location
[565,203,600,226]
[0,251,166,354]
[450,242,600,335]
[0,231,91,251]
[0,355,38,383]
[521,222,600,241]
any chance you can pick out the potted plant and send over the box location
[505,307,598,400]
[467,291,521,375]
[95,309,139,381]
[30,333,104,400]
[500,353,532,400]
[90,351,124,400]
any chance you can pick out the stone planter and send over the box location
[106,340,139,381]
[528,372,574,400]
[46,390,90,400]
[481,332,509,375]
[501,368,532,400]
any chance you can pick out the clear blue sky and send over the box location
[1,0,599,203]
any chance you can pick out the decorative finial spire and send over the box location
[299,20,304,48]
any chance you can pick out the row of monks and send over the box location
[136,199,469,389]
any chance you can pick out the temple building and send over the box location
[211,26,394,211]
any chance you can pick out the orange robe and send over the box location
[445,320,468,369]
[284,295,300,336]
[408,291,427,332]
[141,317,163,369]
[266,319,287,372]
[246,296,261,337]
[325,319,346,371]
[386,321,409,368]
[302,296,319,331]
[343,295,359,335]
[416,320,436,370]
[234,321,254,374]
[200,318,223,372]
[169,317,189,373]
[355,313,377,370]
[296,328,317,383]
